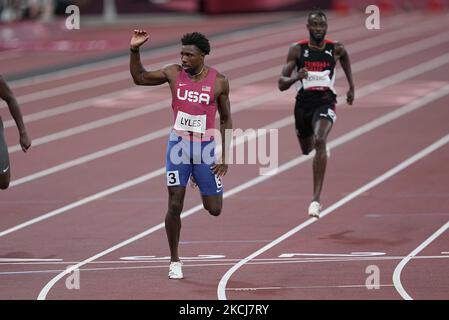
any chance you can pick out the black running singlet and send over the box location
[295,39,337,107]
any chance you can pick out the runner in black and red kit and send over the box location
[278,9,355,218]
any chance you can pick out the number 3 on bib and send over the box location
[167,171,180,186]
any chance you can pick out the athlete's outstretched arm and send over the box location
[129,29,172,86]
[213,75,232,177]
[335,43,355,105]
[278,43,307,91]
[0,76,31,152]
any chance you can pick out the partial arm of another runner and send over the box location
[278,43,308,91]
[0,76,31,153]
[129,29,178,86]
[335,42,355,105]
[212,74,232,177]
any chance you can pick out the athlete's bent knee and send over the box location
[301,148,311,156]
[205,203,222,216]
[0,180,9,190]
[208,208,222,217]
[299,138,314,155]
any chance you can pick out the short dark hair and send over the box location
[308,8,327,21]
[181,32,210,55]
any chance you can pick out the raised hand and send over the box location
[130,29,150,49]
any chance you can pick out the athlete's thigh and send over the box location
[166,132,192,188]
[312,105,335,139]
[190,137,223,196]
[294,99,314,139]
[192,162,223,196]
[294,101,315,154]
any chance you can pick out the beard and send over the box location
[310,31,325,43]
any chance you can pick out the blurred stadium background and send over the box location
[1,0,448,80]
[1,0,447,20]
[1,0,448,19]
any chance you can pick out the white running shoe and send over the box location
[308,201,322,218]
[168,261,184,279]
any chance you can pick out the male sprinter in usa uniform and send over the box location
[278,9,354,218]
[130,31,232,279]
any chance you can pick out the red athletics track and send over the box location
[0,12,448,300]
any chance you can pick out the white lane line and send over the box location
[1,254,449,266]
[217,133,449,300]
[36,86,449,300]
[5,49,449,236]
[367,213,449,218]
[2,14,436,128]
[227,284,395,291]
[5,255,449,277]
[393,220,449,300]
[0,258,63,262]
[278,252,385,258]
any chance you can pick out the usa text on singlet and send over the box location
[172,67,218,140]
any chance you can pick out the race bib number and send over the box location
[167,171,180,186]
[303,70,332,90]
[174,111,206,134]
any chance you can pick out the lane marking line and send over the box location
[217,133,449,300]
[393,220,449,300]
